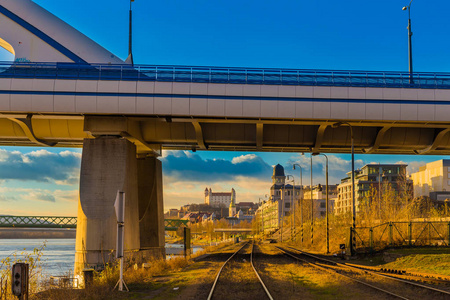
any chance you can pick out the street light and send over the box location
[259,194,268,236]
[332,121,356,255]
[402,0,414,84]
[293,163,303,245]
[127,0,135,65]
[310,153,314,245]
[312,153,329,254]
[287,175,295,242]
[281,182,285,243]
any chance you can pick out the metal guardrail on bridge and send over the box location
[1,62,450,89]
[0,216,189,231]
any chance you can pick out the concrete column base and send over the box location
[137,156,165,254]
[75,137,140,275]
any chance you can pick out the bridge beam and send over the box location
[363,126,391,154]
[414,128,450,155]
[8,114,56,147]
[256,123,263,150]
[192,121,207,150]
[84,116,161,155]
[312,124,328,153]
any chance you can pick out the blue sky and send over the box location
[1,0,450,215]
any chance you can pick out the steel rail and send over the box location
[283,246,450,298]
[276,247,409,300]
[250,242,274,300]
[207,241,249,300]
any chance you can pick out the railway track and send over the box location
[207,240,273,300]
[277,246,450,300]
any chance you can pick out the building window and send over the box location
[320,202,326,208]
[285,203,290,208]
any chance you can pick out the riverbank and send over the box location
[0,228,76,239]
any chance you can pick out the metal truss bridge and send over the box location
[0,216,189,231]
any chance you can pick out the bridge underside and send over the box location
[1,114,450,155]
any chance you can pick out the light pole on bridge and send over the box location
[128,0,135,65]
[402,0,414,84]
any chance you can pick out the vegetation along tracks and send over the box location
[278,246,450,300]
[207,240,274,300]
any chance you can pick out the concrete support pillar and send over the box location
[75,137,140,275]
[137,156,165,259]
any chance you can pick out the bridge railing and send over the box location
[0,216,77,228]
[0,216,189,231]
[354,221,450,254]
[1,62,450,89]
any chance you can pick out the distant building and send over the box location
[167,209,179,217]
[236,202,258,215]
[204,187,235,208]
[256,198,279,234]
[182,212,212,223]
[303,184,337,218]
[229,189,237,217]
[411,159,450,198]
[256,164,303,233]
[411,159,450,207]
[336,164,412,215]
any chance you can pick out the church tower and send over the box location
[204,187,209,204]
[229,188,236,217]
[272,164,286,185]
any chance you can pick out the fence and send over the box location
[2,62,450,89]
[353,221,450,254]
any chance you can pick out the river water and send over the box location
[0,239,202,277]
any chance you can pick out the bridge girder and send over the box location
[1,113,450,155]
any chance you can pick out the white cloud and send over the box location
[232,154,257,164]
[0,148,81,184]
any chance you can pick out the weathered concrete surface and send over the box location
[137,157,165,257]
[75,137,140,274]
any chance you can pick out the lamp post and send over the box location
[287,175,295,242]
[293,163,303,244]
[332,122,356,255]
[128,0,134,65]
[281,183,285,243]
[259,194,268,236]
[310,154,314,245]
[312,153,329,254]
[402,0,414,84]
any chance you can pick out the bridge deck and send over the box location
[1,62,450,89]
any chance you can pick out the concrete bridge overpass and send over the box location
[2,0,450,275]
[1,63,450,155]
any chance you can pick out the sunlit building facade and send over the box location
[204,187,236,208]
[336,164,412,215]
[411,159,450,201]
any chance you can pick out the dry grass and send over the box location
[31,241,236,300]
